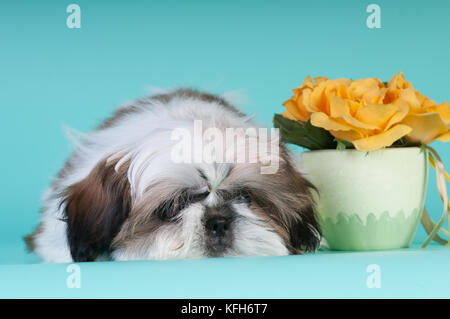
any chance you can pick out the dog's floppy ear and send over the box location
[247,156,322,254]
[62,158,131,262]
[287,191,321,253]
[283,163,322,254]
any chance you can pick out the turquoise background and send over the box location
[0,0,449,298]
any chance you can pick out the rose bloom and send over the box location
[282,72,450,151]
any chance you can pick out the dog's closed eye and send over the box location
[155,189,209,222]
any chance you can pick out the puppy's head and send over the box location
[63,146,321,262]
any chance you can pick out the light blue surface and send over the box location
[0,0,449,298]
[1,244,449,298]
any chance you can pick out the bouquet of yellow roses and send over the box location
[275,72,449,151]
[274,73,449,248]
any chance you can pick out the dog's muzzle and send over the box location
[203,206,234,256]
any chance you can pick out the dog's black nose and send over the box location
[205,217,230,237]
[204,214,233,256]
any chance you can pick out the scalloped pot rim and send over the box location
[301,146,422,156]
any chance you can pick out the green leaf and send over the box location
[273,114,336,150]
[391,136,421,148]
[392,136,407,146]
[335,139,354,151]
[420,143,427,154]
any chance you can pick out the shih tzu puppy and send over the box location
[25,89,321,262]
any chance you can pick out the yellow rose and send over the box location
[388,72,450,143]
[282,72,450,151]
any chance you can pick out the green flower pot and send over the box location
[300,147,428,251]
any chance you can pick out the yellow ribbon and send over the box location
[421,145,450,248]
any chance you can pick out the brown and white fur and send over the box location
[25,89,321,263]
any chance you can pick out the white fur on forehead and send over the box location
[58,94,252,186]
[59,90,282,201]
[115,120,277,201]
[196,162,232,189]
